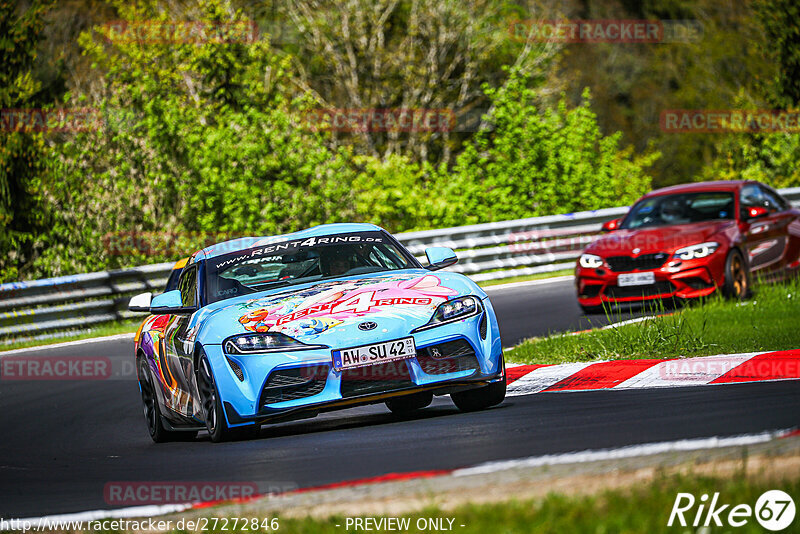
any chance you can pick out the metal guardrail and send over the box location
[2,187,799,342]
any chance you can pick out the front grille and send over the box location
[417,339,479,375]
[606,253,669,273]
[260,364,329,407]
[340,360,414,398]
[604,281,675,299]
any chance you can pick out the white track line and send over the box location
[0,333,135,356]
[452,430,791,477]
[482,275,574,292]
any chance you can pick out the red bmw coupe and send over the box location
[576,180,800,313]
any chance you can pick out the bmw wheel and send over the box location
[722,249,750,300]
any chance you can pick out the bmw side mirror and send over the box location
[149,289,196,315]
[601,218,622,232]
[425,247,458,271]
[128,292,152,313]
[744,206,769,221]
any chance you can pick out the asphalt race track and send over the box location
[1,278,798,517]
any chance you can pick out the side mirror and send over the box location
[128,292,152,313]
[601,218,622,232]
[149,289,196,315]
[425,247,458,271]
[744,206,769,221]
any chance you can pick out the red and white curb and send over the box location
[505,349,800,396]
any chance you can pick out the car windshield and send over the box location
[204,230,416,303]
[620,191,735,230]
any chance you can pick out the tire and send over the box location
[138,358,197,443]
[196,350,259,442]
[722,249,751,300]
[451,357,507,412]
[385,391,433,414]
[580,304,603,315]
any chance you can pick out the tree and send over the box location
[0,0,54,282]
[432,70,658,227]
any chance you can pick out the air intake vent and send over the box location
[226,357,245,381]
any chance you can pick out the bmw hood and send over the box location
[586,220,735,256]
[197,271,482,345]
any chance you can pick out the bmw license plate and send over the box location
[617,272,655,287]
[332,337,416,371]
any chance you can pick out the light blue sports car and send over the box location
[129,224,505,442]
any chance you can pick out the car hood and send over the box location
[585,220,734,256]
[196,270,483,345]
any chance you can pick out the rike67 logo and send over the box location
[669,490,796,531]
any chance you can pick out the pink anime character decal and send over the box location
[238,274,457,337]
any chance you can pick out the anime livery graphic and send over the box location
[130,224,505,442]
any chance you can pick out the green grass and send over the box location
[507,278,800,365]
[119,468,796,534]
[0,318,142,352]
[476,269,573,287]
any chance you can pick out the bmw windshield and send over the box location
[204,231,417,303]
[620,191,735,230]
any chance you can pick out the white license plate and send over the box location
[617,272,656,287]
[332,337,416,371]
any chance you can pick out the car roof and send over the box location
[194,223,385,261]
[642,180,753,199]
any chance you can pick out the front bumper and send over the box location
[576,252,727,307]
[205,299,503,428]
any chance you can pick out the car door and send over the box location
[739,184,789,272]
[162,262,200,417]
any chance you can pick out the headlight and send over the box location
[223,333,326,354]
[412,296,481,332]
[674,242,719,260]
[579,254,604,269]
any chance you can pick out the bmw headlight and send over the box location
[413,296,482,332]
[223,333,326,354]
[579,254,604,269]
[674,242,719,260]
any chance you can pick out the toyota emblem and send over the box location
[358,321,378,331]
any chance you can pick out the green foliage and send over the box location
[39,0,362,274]
[753,0,800,109]
[0,0,54,282]
[434,72,658,227]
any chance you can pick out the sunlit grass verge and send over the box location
[507,278,800,365]
[120,469,796,534]
[0,318,141,352]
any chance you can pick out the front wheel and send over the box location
[196,351,258,442]
[722,249,751,300]
[138,358,197,443]
[451,358,507,412]
[386,391,433,415]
